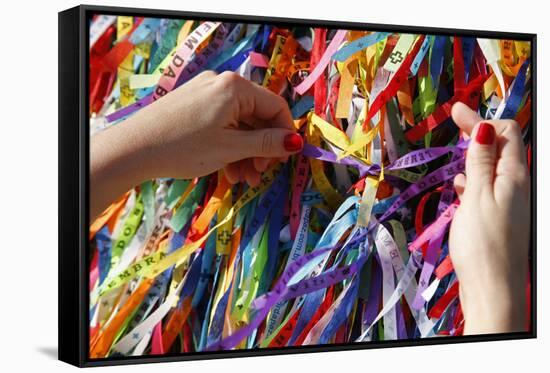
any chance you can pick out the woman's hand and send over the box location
[449,102,530,334]
[91,71,303,219]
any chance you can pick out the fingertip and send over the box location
[453,173,466,200]
[224,163,241,184]
[253,157,270,172]
[248,176,261,188]
[283,133,304,153]
[451,101,469,115]
[451,101,482,135]
[272,94,295,130]
[474,122,496,146]
[245,168,261,187]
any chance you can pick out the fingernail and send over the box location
[284,133,303,152]
[476,122,495,145]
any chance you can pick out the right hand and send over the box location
[448,102,530,334]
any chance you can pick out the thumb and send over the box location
[465,121,497,195]
[227,129,303,160]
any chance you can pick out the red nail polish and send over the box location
[476,122,495,145]
[284,133,303,152]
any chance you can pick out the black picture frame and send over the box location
[58,4,537,367]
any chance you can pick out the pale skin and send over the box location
[91,71,302,220]
[450,102,530,334]
[90,71,530,335]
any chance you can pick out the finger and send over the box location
[216,72,294,130]
[494,121,529,199]
[243,84,295,130]
[451,101,482,137]
[243,159,261,187]
[224,162,241,184]
[494,119,528,169]
[452,102,527,176]
[225,129,303,160]
[465,122,498,195]
[253,157,271,173]
[453,173,466,201]
[195,69,218,82]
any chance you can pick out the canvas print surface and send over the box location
[87,14,533,359]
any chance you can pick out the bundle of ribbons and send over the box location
[88,15,532,357]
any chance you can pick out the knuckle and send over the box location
[504,119,520,128]
[504,119,521,135]
[268,91,285,105]
[274,94,288,109]
[467,152,495,169]
[198,69,217,79]
[512,168,529,186]
[215,71,242,92]
[260,131,274,155]
[498,159,525,175]
[495,160,529,188]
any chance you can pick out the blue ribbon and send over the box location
[501,58,530,120]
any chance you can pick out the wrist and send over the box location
[460,281,527,334]
[90,118,157,220]
[93,124,152,182]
